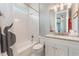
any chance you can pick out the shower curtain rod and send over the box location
[24,3,39,13]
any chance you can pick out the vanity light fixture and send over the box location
[53,6,58,12]
[67,3,72,9]
[60,3,64,10]
[49,3,72,12]
[49,4,59,12]
[48,6,54,11]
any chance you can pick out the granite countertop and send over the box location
[46,33,79,42]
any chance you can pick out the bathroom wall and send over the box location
[28,4,39,42]
[13,4,39,45]
[0,3,14,31]
[39,4,50,36]
[29,3,39,12]
[13,4,29,45]
[0,3,16,55]
[49,10,55,32]
[0,3,14,40]
[71,4,79,34]
[29,9,39,42]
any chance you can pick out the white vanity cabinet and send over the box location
[69,47,79,56]
[45,36,79,56]
[45,44,55,56]
[45,43,68,56]
[55,44,68,56]
[45,38,68,56]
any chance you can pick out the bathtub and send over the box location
[15,40,38,56]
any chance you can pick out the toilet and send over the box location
[32,44,44,56]
[32,36,45,56]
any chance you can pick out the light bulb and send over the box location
[60,4,64,10]
[54,6,57,12]
[67,3,72,9]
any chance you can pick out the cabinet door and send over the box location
[45,44,55,56]
[55,44,68,56]
[69,48,79,56]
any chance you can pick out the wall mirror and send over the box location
[39,3,79,36]
[55,10,68,33]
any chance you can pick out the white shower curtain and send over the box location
[0,3,16,56]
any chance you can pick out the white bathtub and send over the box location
[15,40,38,56]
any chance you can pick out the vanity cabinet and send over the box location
[45,44,68,56]
[45,44,55,56]
[45,39,68,56]
[55,44,68,56]
[69,47,79,56]
[45,37,79,56]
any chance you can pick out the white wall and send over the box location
[29,3,39,12]
[0,3,14,32]
[49,10,55,32]
[28,4,39,42]
[13,4,29,44]
[39,4,50,36]
[29,12,39,42]
[13,4,39,45]
[71,4,79,34]
[0,3,16,55]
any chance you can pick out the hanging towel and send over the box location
[0,23,16,56]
